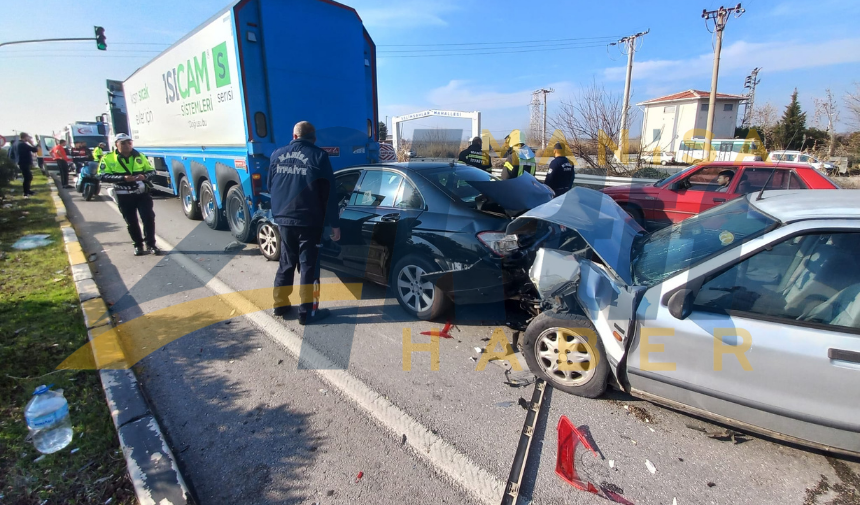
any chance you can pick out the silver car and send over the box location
[506,187,860,456]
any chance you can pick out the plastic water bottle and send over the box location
[24,385,73,454]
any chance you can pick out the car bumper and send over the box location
[425,257,526,305]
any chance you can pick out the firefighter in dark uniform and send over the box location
[457,136,491,172]
[98,133,160,256]
[545,142,575,195]
[269,121,341,325]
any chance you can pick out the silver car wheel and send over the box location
[397,264,434,313]
[258,223,278,258]
[535,327,598,387]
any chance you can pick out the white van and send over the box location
[767,150,837,175]
[675,138,763,164]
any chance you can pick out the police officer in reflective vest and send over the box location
[545,142,575,195]
[98,133,160,256]
[92,143,106,164]
[457,136,491,172]
[269,121,341,325]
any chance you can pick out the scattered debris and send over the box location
[355,471,363,483]
[600,482,624,495]
[400,434,407,445]
[420,320,456,339]
[685,424,748,444]
[469,357,478,362]
[319,389,328,395]
[88,253,98,262]
[517,398,530,410]
[277,359,283,365]
[473,346,485,354]
[707,482,716,488]
[673,498,678,505]
[70,448,79,454]
[33,455,46,463]
[224,241,244,251]
[12,234,53,250]
[609,460,615,469]
[645,460,656,474]
[326,490,335,497]
[503,368,536,388]
[648,427,655,433]
[623,404,653,423]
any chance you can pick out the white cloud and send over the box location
[425,80,579,111]
[356,1,460,29]
[604,38,860,84]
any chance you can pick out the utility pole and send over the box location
[611,29,649,160]
[741,67,761,128]
[702,4,744,158]
[530,88,554,149]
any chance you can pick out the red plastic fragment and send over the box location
[555,415,599,493]
[420,320,455,339]
[355,471,364,483]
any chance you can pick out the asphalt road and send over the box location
[58,176,860,505]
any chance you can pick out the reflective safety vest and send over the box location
[92,146,104,162]
[99,150,154,195]
[503,146,537,178]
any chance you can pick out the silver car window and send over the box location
[693,232,860,331]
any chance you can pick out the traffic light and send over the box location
[94,26,106,51]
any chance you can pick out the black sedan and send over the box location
[255,162,553,320]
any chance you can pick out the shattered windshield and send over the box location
[632,197,777,286]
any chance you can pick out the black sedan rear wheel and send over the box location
[257,222,280,261]
[391,255,450,320]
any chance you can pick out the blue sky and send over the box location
[2,0,859,141]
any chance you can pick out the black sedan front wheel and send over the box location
[257,222,280,261]
[391,255,450,320]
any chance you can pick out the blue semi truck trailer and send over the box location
[121,0,379,241]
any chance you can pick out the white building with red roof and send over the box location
[637,89,746,155]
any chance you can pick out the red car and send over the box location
[603,162,839,229]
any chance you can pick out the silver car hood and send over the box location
[506,187,645,284]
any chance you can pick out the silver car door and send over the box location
[627,222,860,453]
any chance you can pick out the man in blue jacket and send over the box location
[269,121,341,325]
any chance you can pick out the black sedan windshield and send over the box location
[632,197,777,286]
[418,165,497,204]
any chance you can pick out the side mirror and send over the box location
[97,123,107,135]
[668,288,695,320]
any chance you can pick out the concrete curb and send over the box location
[49,178,194,505]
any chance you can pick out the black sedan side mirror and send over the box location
[668,288,695,320]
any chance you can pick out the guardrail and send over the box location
[488,169,659,187]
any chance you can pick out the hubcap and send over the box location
[397,264,434,313]
[534,327,597,387]
[259,225,277,257]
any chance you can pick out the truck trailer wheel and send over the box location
[179,177,201,220]
[199,180,226,230]
[226,186,254,242]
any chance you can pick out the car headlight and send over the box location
[477,232,519,257]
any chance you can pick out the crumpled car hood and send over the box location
[506,187,645,284]
[467,172,553,217]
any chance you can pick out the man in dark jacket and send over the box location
[269,121,341,325]
[545,142,575,195]
[457,136,491,172]
[16,133,39,197]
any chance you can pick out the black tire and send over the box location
[179,177,201,220]
[225,186,254,242]
[83,183,96,201]
[521,311,609,398]
[257,221,280,261]
[390,255,451,320]
[622,204,646,228]
[199,180,225,230]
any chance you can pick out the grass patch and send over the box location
[0,173,135,504]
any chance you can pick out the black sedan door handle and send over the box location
[380,213,400,222]
[829,348,860,364]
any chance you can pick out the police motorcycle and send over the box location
[75,161,101,201]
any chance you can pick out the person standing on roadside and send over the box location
[51,140,72,188]
[269,121,341,325]
[16,133,38,197]
[458,136,492,172]
[98,133,160,256]
[544,142,575,196]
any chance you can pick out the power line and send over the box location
[380,42,609,58]
[377,35,622,47]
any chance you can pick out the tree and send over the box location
[550,81,639,173]
[845,82,860,130]
[745,102,778,150]
[814,88,839,157]
[378,121,388,142]
[774,89,807,150]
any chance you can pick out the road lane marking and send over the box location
[69,196,508,505]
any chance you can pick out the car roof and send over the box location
[749,190,860,223]
[700,161,816,170]
[341,161,464,171]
